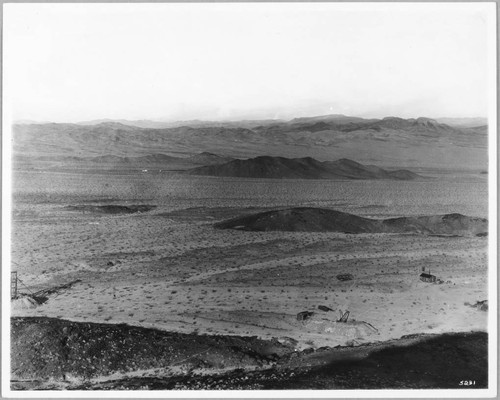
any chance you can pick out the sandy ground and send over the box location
[11,199,488,349]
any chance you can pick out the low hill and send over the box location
[186,152,234,165]
[215,208,384,232]
[79,152,230,166]
[14,151,234,172]
[187,156,422,180]
[214,207,487,236]
[187,156,336,179]
[324,159,422,180]
[382,213,488,236]
[87,153,185,165]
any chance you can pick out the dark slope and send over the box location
[215,208,384,232]
[11,318,487,390]
[324,159,422,180]
[11,317,292,384]
[187,156,342,179]
[186,152,234,165]
[214,207,487,236]
[187,156,422,180]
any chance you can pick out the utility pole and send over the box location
[11,271,18,299]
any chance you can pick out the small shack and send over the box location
[420,272,436,283]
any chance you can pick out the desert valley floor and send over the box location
[9,167,489,389]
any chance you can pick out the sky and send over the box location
[3,3,495,123]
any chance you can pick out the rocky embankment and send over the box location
[11,317,487,390]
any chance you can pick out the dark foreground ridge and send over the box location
[214,207,488,236]
[187,156,423,180]
[11,317,487,390]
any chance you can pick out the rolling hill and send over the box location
[214,207,488,236]
[187,156,423,180]
[186,152,234,165]
[13,151,233,172]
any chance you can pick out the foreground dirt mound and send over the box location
[65,205,156,214]
[11,317,293,383]
[76,332,488,390]
[215,207,487,236]
[10,318,487,390]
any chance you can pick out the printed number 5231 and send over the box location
[459,380,476,386]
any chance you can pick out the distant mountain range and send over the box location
[187,156,422,180]
[67,115,486,130]
[11,114,488,169]
[71,114,487,130]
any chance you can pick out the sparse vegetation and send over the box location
[10,164,488,390]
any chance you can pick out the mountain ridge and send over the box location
[16,113,487,129]
[11,114,488,169]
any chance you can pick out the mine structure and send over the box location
[337,310,350,323]
[420,266,437,283]
[10,271,81,303]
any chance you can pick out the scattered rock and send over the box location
[12,296,38,309]
[296,311,315,321]
[276,337,299,348]
[475,300,488,311]
[464,300,488,311]
[336,274,353,281]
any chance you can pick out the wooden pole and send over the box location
[11,271,18,299]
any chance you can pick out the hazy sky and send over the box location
[4,3,495,122]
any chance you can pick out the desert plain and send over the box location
[8,116,490,389]
[11,170,488,344]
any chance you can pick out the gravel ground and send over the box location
[11,317,487,390]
